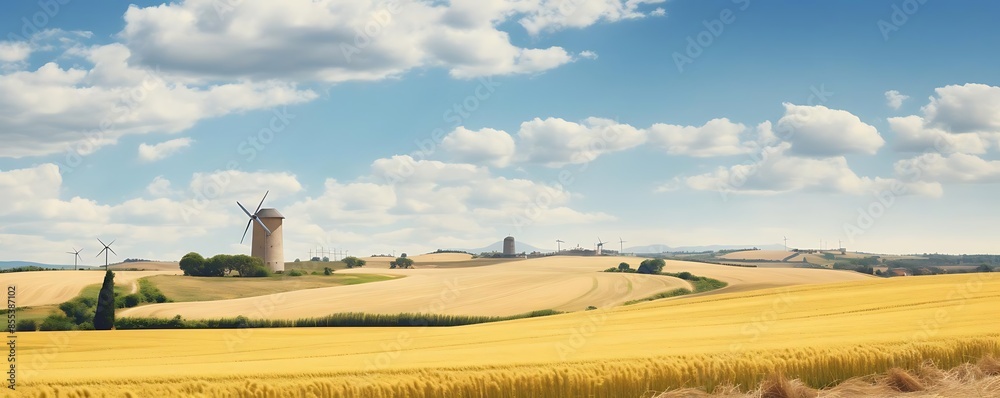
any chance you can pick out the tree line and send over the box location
[179,252,270,277]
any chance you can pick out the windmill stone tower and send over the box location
[252,208,285,273]
[503,236,515,257]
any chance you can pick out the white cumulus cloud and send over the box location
[647,118,751,157]
[921,83,1000,133]
[776,103,885,156]
[884,90,909,110]
[440,127,517,167]
[0,41,31,63]
[138,137,193,162]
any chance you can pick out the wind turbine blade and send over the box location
[237,201,254,218]
[96,247,107,257]
[254,217,272,236]
[240,219,252,244]
[97,238,106,247]
[255,191,269,214]
[108,239,116,246]
[108,247,117,256]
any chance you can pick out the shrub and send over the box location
[677,271,693,280]
[343,256,366,269]
[286,269,304,277]
[59,299,94,324]
[637,258,665,274]
[138,279,169,303]
[39,314,76,331]
[617,262,631,272]
[323,267,334,275]
[243,264,270,277]
[15,319,37,332]
[122,294,142,308]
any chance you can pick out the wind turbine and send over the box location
[96,239,117,269]
[596,237,605,255]
[783,236,788,251]
[619,237,627,255]
[238,190,272,243]
[66,248,83,270]
[556,239,564,252]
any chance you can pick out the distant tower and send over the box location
[253,208,285,273]
[503,236,516,256]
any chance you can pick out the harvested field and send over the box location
[719,250,797,261]
[107,261,180,271]
[5,269,181,307]
[118,256,868,319]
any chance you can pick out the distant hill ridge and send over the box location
[0,260,77,270]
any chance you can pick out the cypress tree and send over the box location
[94,270,116,330]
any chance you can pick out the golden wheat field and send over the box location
[119,256,870,319]
[16,272,998,397]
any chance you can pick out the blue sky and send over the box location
[1,0,999,264]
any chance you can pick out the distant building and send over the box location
[889,269,910,277]
[503,236,516,256]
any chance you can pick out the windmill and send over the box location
[237,190,286,273]
[596,237,605,256]
[66,247,83,270]
[618,237,627,255]
[556,239,564,252]
[96,239,116,269]
[783,236,788,251]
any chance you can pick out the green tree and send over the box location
[179,252,206,276]
[343,256,366,269]
[394,257,414,269]
[322,256,330,262]
[617,262,630,272]
[202,254,230,277]
[636,258,666,274]
[226,254,267,277]
[401,253,407,258]
[977,264,994,273]
[93,270,116,330]
[323,267,334,275]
